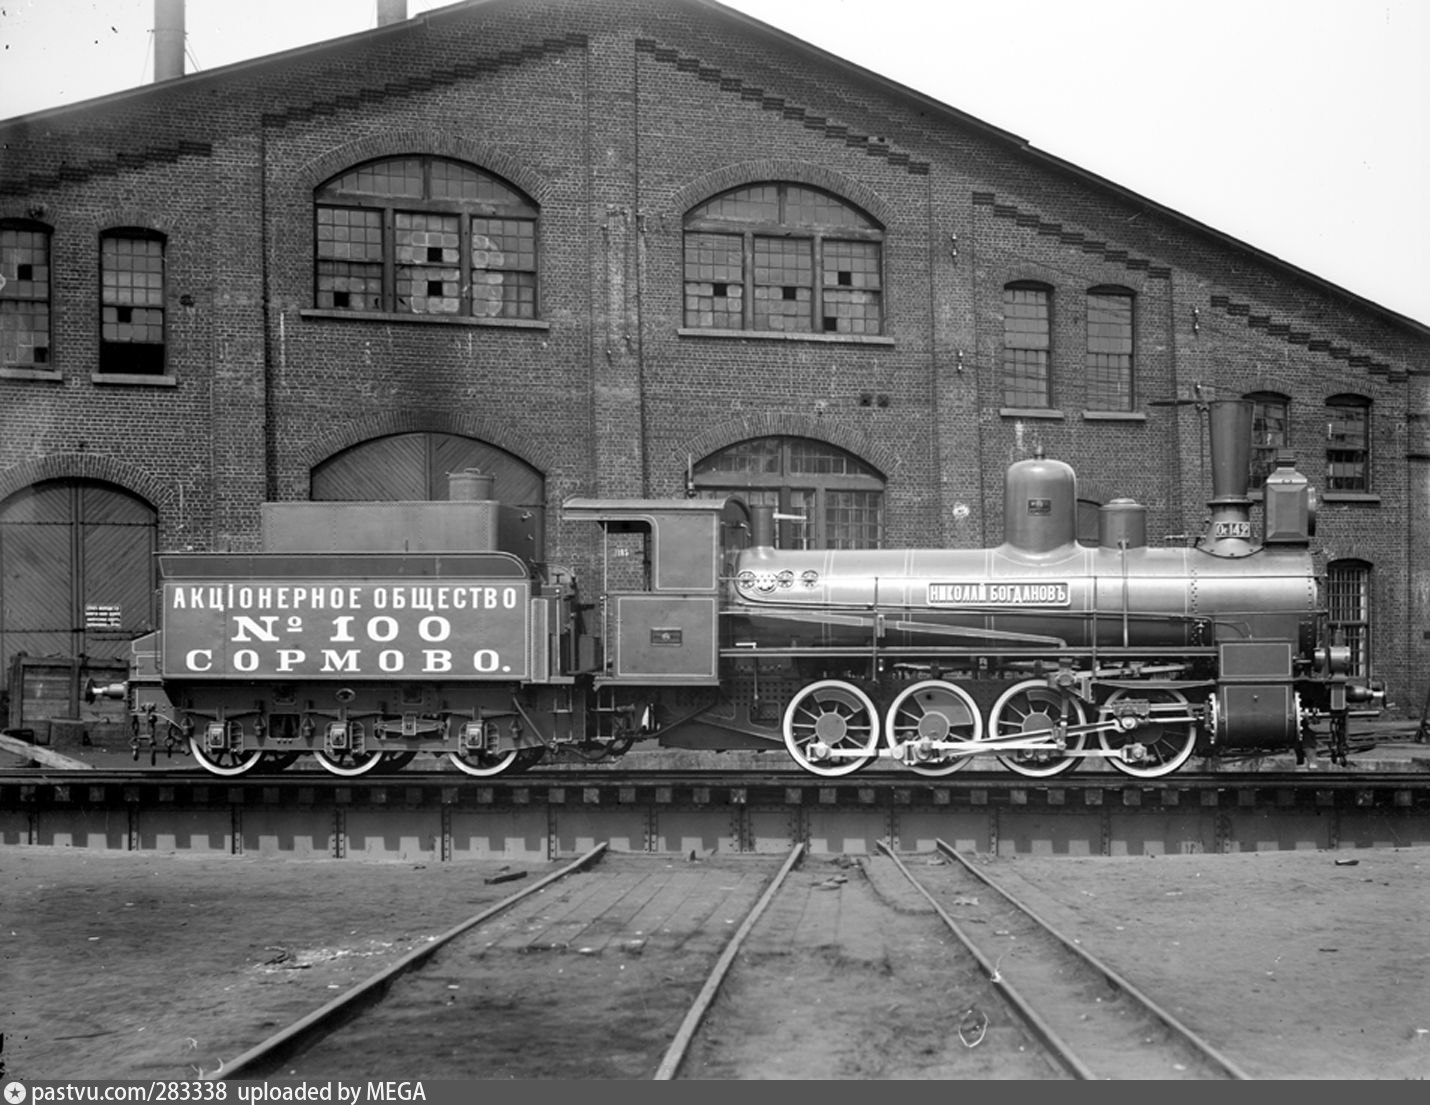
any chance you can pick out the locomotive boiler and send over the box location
[112,400,1382,780]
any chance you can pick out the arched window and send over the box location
[683,183,883,335]
[315,156,538,319]
[100,229,165,375]
[1326,559,1371,677]
[1244,391,1290,487]
[311,432,546,559]
[689,437,884,549]
[1002,282,1052,408]
[1,219,52,370]
[0,480,157,717]
[1086,286,1134,411]
[1326,395,1371,492]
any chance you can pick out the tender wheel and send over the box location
[883,680,982,777]
[189,734,264,777]
[313,748,386,777]
[988,679,1087,778]
[258,751,301,774]
[380,751,418,772]
[1096,689,1198,778]
[447,747,522,777]
[782,679,879,778]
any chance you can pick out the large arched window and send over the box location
[690,437,884,549]
[311,432,546,559]
[315,156,538,319]
[0,480,157,717]
[682,183,883,335]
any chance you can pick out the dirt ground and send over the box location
[2,844,1428,1081]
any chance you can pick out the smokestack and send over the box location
[377,0,408,27]
[153,0,185,82]
[1203,398,1254,556]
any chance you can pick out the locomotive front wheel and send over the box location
[1096,689,1198,778]
[313,748,386,777]
[883,680,983,777]
[188,735,264,777]
[988,679,1087,778]
[447,747,522,777]
[782,679,879,778]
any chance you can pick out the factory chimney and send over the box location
[153,0,185,83]
[377,0,409,27]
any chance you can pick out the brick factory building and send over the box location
[2,0,1428,732]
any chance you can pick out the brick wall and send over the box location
[1,0,1427,709]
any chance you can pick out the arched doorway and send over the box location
[311,432,546,559]
[0,480,156,723]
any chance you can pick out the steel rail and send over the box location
[930,838,1254,1080]
[652,842,806,1080]
[206,842,609,1080]
[876,840,1093,1079]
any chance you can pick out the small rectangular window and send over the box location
[1002,285,1050,407]
[1326,561,1370,676]
[1086,291,1133,410]
[99,232,165,375]
[2,223,53,370]
[1326,400,1370,491]
[1248,395,1290,486]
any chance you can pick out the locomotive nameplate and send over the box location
[927,581,1071,606]
[161,578,531,680]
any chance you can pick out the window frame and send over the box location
[1325,558,1371,678]
[1325,394,1371,493]
[313,155,539,321]
[1,219,54,376]
[1245,391,1291,489]
[1085,286,1134,412]
[682,183,885,337]
[98,228,167,377]
[1001,281,1053,409]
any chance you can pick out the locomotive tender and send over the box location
[114,400,1383,780]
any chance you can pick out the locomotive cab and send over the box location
[562,497,738,686]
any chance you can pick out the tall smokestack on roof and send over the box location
[377,0,409,27]
[153,0,185,83]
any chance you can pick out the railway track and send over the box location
[203,838,1253,1078]
[667,846,1251,1079]
[209,844,799,1080]
[878,841,1252,1079]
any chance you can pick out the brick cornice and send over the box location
[636,37,928,177]
[1208,294,1404,382]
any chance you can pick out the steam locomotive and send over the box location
[109,399,1383,781]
